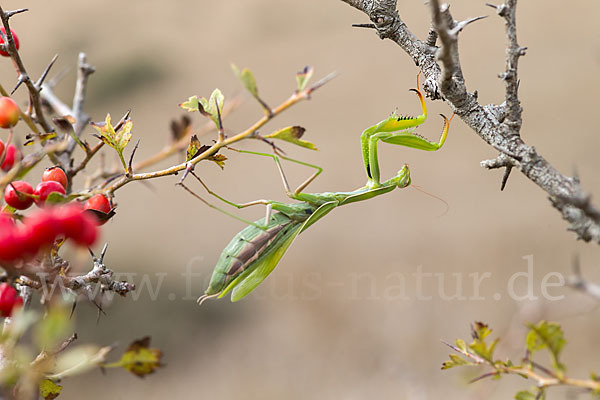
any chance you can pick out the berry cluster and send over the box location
[1,165,113,262]
[4,166,112,218]
[0,204,98,262]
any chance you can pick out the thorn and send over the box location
[255,133,286,155]
[4,8,28,19]
[216,102,224,142]
[351,23,377,29]
[36,54,59,88]
[451,15,488,37]
[127,139,141,176]
[100,243,108,263]
[113,110,131,132]
[485,2,508,16]
[440,340,461,352]
[10,75,26,95]
[500,165,513,191]
[178,162,195,185]
[469,371,499,384]
[69,300,77,319]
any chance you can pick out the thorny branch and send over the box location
[0,7,54,134]
[16,243,136,300]
[443,339,600,393]
[338,0,600,243]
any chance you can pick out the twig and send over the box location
[70,53,95,145]
[98,74,334,195]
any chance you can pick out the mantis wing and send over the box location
[299,200,337,233]
[230,224,302,302]
[223,201,338,302]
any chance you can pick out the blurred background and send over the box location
[2,1,600,399]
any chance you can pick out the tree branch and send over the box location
[337,0,600,243]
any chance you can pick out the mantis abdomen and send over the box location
[204,211,306,298]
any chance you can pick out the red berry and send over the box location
[42,166,68,189]
[20,210,60,255]
[0,97,20,129]
[84,194,111,214]
[54,205,98,246]
[0,27,19,57]
[4,181,34,210]
[0,217,24,261]
[33,181,66,207]
[0,283,23,317]
[1,143,21,172]
[84,194,112,225]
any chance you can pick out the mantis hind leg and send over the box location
[227,148,323,197]
[177,178,275,230]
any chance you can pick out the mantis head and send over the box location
[396,164,411,188]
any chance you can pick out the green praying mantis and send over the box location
[183,76,453,304]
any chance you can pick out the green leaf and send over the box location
[39,379,62,400]
[526,321,566,372]
[231,64,259,98]
[296,66,314,92]
[91,113,133,170]
[441,354,471,370]
[179,96,200,112]
[180,89,225,128]
[514,390,537,400]
[468,322,497,363]
[115,120,133,152]
[34,307,72,351]
[264,126,317,150]
[456,338,467,353]
[103,337,163,378]
[44,192,81,206]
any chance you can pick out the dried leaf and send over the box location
[208,154,227,170]
[264,126,317,150]
[186,135,209,162]
[170,115,192,142]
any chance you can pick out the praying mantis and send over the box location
[183,78,453,304]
